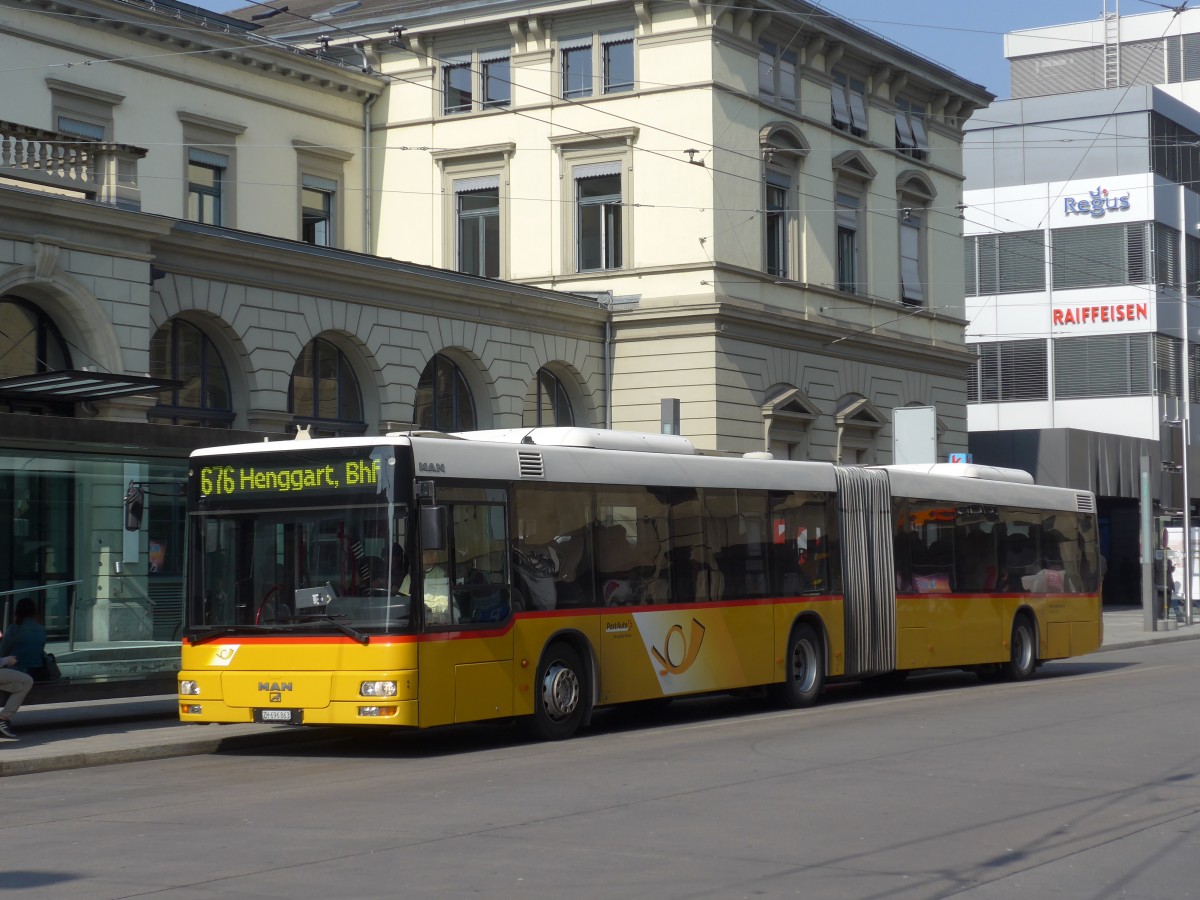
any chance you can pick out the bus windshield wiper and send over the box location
[287,614,371,645]
[186,625,287,645]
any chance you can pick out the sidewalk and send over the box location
[2,606,1196,777]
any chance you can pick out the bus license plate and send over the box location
[255,708,301,724]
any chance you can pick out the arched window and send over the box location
[415,353,476,431]
[523,367,575,427]
[289,337,364,435]
[0,296,73,414]
[149,319,233,427]
[0,297,70,378]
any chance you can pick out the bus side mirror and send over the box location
[124,482,145,532]
[420,505,447,550]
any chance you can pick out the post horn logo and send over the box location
[651,618,707,675]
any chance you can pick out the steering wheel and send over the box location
[255,583,286,624]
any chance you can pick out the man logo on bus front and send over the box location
[650,618,706,675]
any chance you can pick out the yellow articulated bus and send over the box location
[178,427,1102,740]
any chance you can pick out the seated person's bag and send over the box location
[30,652,61,682]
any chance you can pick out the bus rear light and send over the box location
[360,680,398,697]
[180,681,200,696]
[358,706,397,717]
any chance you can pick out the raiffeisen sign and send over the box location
[1063,186,1131,219]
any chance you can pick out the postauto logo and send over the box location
[650,618,707,675]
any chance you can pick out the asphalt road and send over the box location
[5,642,1200,899]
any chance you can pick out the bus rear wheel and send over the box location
[1004,615,1037,681]
[528,642,588,741]
[771,623,825,708]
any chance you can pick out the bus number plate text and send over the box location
[255,708,301,724]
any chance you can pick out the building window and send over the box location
[836,192,862,293]
[0,297,70,379]
[831,70,868,137]
[561,36,593,98]
[442,54,473,114]
[758,41,797,108]
[602,30,635,93]
[47,78,121,143]
[289,337,363,433]
[301,175,335,247]
[456,177,500,277]
[1156,334,1183,397]
[523,368,576,427]
[967,340,1048,403]
[0,297,71,415]
[187,149,226,226]
[894,96,929,160]
[1051,223,1147,291]
[1053,334,1152,398]
[415,353,476,431]
[900,211,924,305]
[149,319,233,427]
[966,231,1045,295]
[482,51,511,108]
[765,172,790,278]
[576,165,622,271]
[561,30,635,99]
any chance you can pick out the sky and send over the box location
[193,0,1134,100]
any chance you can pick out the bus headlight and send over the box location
[179,680,201,696]
[182,704,202,714]
[360,680,398,697]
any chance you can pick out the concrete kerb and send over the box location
[0,722,342,778]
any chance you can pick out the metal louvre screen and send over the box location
[835,467,896,677]
[1010,47,1103,98]
[1052,223,1147,289]
[1120,39,1165,86]
[969,340,1048,402]
[1156,333,1183,397]
[1154,223,1180,288]
[1055,334,1153,398]
[970,231,1044,295]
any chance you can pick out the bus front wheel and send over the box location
[528,642,588,741]
[771,623,825,708]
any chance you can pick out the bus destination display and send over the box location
[198,456,385,500]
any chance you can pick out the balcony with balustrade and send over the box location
[0,120,146,210]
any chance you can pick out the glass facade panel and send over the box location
[0,448,188,675]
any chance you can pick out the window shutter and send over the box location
[847,88,868,132]
[189,147,229,168]
[900,217,923,303]
[831,83,851,127]
[454,175,500,193]
[574,161,622,180]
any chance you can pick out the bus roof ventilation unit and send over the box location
[881,463,1034,484]
[459,427,697,455]
[517,451,545,478]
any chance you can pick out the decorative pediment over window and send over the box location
[763,385,820,447]
[831,148,876,182]
[896,169,936,202]
[836,394,885,431]
[759,122,809,161]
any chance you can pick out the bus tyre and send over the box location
[1004,616,1037,682]
[771,623,825,708]
[528,642,588,741]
